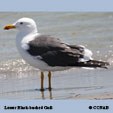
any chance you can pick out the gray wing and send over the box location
[27,35,84,66]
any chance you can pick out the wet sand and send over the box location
[71,93,113,100]
[0,59,113,100]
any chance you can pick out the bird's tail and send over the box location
[76,60,109,69]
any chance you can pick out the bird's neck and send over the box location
[17,29,37,39]
[18,28,38,36]
[16,31,40,46]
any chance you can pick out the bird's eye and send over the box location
[20,22,23,25]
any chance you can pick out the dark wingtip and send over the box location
[102,62,110,69]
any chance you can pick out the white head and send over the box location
[4,17,38,34]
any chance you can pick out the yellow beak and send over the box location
[4,24,16,30]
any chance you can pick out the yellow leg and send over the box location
[48,71,52,90]
[41,72,44,91]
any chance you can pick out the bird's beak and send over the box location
[4,24,16,30]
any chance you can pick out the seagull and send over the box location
[4,17,109,91]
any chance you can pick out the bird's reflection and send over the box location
[49,90,53,99]
[41,89,53,99]
[41,91,45,99]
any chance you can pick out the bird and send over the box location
[4,17,109,91]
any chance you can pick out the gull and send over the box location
[4,17,109,91]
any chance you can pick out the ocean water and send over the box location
[0,12,113,99]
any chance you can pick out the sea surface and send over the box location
[0,12,113,99]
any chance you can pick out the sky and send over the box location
[0,0,113,11]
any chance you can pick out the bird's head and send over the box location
[4,17,38,34]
